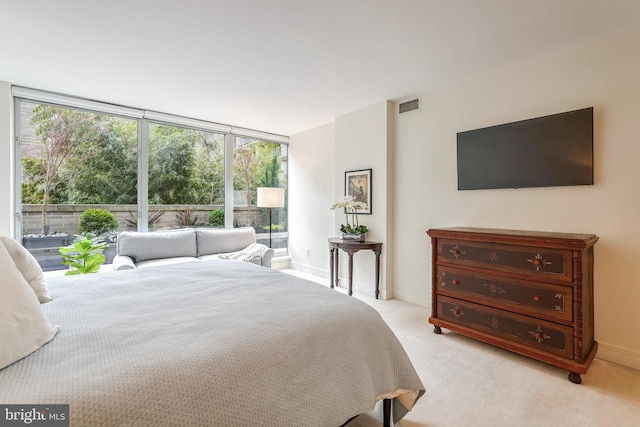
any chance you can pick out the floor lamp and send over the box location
[257,187,285,248]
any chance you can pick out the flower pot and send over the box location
[341,232,365,242]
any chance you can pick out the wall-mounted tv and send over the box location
[457,107,593,190]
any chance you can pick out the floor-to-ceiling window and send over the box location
[147,122,225,230]
[233,136,288,252]
[13,88,288,271]
[17,99,138,270]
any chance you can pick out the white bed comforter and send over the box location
[0,261,424,426]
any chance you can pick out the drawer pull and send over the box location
[533,295,541,302]
[452,279,460,285]
[448,245,465,259]
[450,305,464,318]
[528,326,551,343]
[526,253,552,271]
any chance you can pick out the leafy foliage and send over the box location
[263,224,284,231]
[174,208,204,227]
[339,224,369,234]
[21,103,288,237]
[125,211,165,230]
[59,235,108,275]
[234,140,287,227]
[26,104,104,233]
[206,209,225,227]
[148,129,196,204]
[79,208,119,234]
[67,118,138,204]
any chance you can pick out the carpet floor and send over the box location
[284,269,640,427]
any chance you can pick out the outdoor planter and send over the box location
[104,243,117,264]
[22,234,70,249]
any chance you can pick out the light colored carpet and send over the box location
[283,269,640,427]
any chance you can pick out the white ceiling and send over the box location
[1,0,639,136]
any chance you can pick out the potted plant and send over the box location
[78,208,120,263]
[59,234,108,275]
[330,196,369,241]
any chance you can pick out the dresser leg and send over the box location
[568,371,582,384]
[433,326,442,334]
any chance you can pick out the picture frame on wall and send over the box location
[345,168,372,214]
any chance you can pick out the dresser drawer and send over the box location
[437,239,573,282]
[436,266,573,322]
[436,296,574,358]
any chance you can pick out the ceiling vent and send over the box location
[398,97,420,114]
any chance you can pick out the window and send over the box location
[17,100,138,271]
[14,88,289,271]
[233,137,288,253]
[148,122,225,230]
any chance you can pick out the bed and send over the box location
[0,259,424,426]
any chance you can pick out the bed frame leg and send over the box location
[383,398,391,427]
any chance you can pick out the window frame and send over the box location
[12,87,289,256]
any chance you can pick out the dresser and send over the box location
[427,227,598,384]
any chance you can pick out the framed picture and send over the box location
[345,168,372,214]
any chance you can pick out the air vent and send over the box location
[399,97,420,114]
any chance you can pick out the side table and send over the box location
[328,238,383,298]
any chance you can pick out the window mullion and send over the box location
[138,119,149,232]
[224,133,235,229]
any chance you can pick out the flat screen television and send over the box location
[456,107,593,190]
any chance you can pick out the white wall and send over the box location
[289,26,640,370]
[393,25,640,369]
[334,101,393,298]
[0,82,12,236]
[288,122,336,278]
[290,102,394,298]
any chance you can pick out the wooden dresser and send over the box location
[427,227,598,384]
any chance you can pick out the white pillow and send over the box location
[0,242,59,370]
[0,236,52,303]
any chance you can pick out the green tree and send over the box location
[191,133,225,205]
[148,125,197,204]
[26,105,103,234]
[233,145,261,225]
[66,117,138,204]
[257,143,286,230]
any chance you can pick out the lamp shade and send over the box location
[257,187,285,208]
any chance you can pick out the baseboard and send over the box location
[392,288,429,308]
[289,262,378,298]
[596,340,640,371]
[271,256,291,270]
[289,261,327,278]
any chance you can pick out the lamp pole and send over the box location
[257,187,285,249]
[269,208,273,247]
